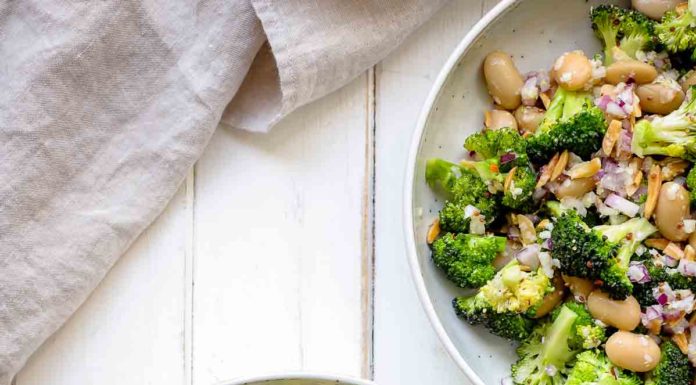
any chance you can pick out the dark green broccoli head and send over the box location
[552,212,656,299]
[464,127,529,172]
[432,233,506,288]
[645,341,692,385]
[550,301,606,350]
[591,4,624,65]
[452,295,535,341]
[686,166,696,203]
[502,166,538,213]
[632,86,696,161]
[526,89,607,163]
[511,305,579,385]
[566,350,642,385]
[656,5,696,61]
[425,159,501,232]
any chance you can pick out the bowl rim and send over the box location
[213,372,376,385]
[403,1,519,384]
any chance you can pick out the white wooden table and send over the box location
[16,1,498,384]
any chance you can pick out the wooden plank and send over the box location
[191,73,373,384]
[373,1,498,384]
[16,181,191,385]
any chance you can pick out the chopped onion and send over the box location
[657,293,669,305]
[684,219,696,234]
[605,193,640,217]
[663,255,679,268]
[677,259,696,277]
[674,176,687,186]
[516,244,541,269]
[628,261,651,283]
[463,205,480,219]
[470,215,485,235]
[538,251,555,278]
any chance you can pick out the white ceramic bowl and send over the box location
[215,373,375,385]
[404,0,629,384]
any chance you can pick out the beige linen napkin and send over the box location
[0,0,448,382]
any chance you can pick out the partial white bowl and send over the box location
[215,373,375,385]
[404,0,629,384]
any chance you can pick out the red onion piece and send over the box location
[677,259,696,277]
[516,244,540,269]
[628,261,651,283]
[657,293,669,305]
[663,255,679,268]
[605,193,640,217]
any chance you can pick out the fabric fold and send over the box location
[0,0,448,382]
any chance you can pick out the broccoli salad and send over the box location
[425,2,696,384]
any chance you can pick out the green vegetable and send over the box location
[656,0,696,62]
[591,4,656,64]
[511,305,579,385]
[464,127,529,172]
[686,165,696,203]
[502,166,538,213]
[551,212,657,299]
[565,350,642,385]
[425,159,501,233]
[526,88,607,163]
[453,260,553,341]
[431,233,506,288]
[645,341,692,385]
[632,86,696,161]
[550,301,606,350]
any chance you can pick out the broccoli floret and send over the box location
[552,212,657,299]
[645,341,692,385]
[432,233,506,288]
[591,4,624,65]
[618,8,657,59]
[591,5,657,64]
[464,127,529,172]
[551,302,606,350]
[656,1,696,63]
[453,294,535,341]
[632,253,696,306]
[566,350,642,385]
[686,166,696,203]
[632,86,696,161]
[425,159,501,232]
[511,305,579,385]
[453,260,553,341]
[526,88,607,163]
[502,166,538,213]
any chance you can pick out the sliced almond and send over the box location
[661,159,689,181]
[540,92,551,109]
[504,167,517,192]
[536,218,551,231]
[483,110,493,128]
[626,170,643,196]
[664,242,686,260]
[566,158,602,179]
[645,238,670,250]
[602,120,623,155]
[536,153,560,189]
[427,218,440,245]
[646,318,662,335]
[686,245,696,261]
[550,150,569,182]
[673,333,689,355]
[517,214,537,245]
[644,164,662,219]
